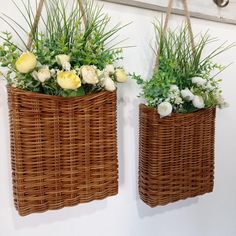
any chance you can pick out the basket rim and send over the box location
[7,85,116,101]
[139,103,216,119]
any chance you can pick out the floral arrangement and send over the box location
[133,22,234,117]
[0,0,128,97]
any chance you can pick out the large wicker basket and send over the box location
[139,104,216,207]
[8,86,118,216]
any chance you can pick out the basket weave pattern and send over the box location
[8,87,118,216]
[139,104,216,207]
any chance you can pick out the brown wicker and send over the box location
[139,104,216,207]
[8,86,118,216]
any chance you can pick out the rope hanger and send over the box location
[27,0,87,50]
[154,0,195,72]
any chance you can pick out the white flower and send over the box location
[80,65,99,85]
[170,85,179,92]
[192,95,205,109]
[157,102,173,118]
[62,61,71,71]
[101,77,116,92]
[32,66,51,83]
[50,69,56,76]
[56,54,70,66]
[168,85,180,102]
[192,77,207,86]
[104,64,115,75]
[174,96,183,105]
[216,93,229,109]
[97,69,104,78]
[181,88,194,101]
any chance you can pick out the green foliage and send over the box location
[0,0,128,96]
[31,0,126,69]
[133,21,234,113]
[0,32,20,82]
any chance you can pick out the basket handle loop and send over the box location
[78,0,87,29]
[27,0,87,50]
[27,0,45,50]
[154,0,195,72]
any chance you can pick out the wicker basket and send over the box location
[8,86,118,216]
[139,104,216,207]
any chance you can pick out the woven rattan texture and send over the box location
[8,87,118,216]
[139,104,216,207]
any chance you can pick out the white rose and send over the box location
[157,102,173,118]
[101,77,116,92]
[181,88,194,101]
[192,95,205,109]
[80,65,99,85]
[56,54,70,66]
[104,64,115,75]
[32,66,51,83]
[192,77,207,86]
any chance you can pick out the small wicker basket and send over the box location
[139,104,216,207]
[8,86,118,216]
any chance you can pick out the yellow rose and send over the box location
[57,71,81,90]
[15,52,37,74]
[115,69,128,83]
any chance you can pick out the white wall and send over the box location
[0,1,236,236]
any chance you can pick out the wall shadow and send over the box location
[12,199,108,229]
[136,197,199,218]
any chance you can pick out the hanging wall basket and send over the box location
[139,105,216,207]
[138,0,217,207]
[8,86,118,216]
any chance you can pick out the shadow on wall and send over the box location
[117,87,125,187]
[11,199,108,229]
[136,197,199,218]
[0,82,17,222]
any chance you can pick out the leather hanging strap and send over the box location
[78,0,87,28]
[154,0,195,72]
[183,0,195,55]
[27,0,45,50]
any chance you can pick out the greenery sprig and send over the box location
[0,0,129,96]
[133,21,234,117]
